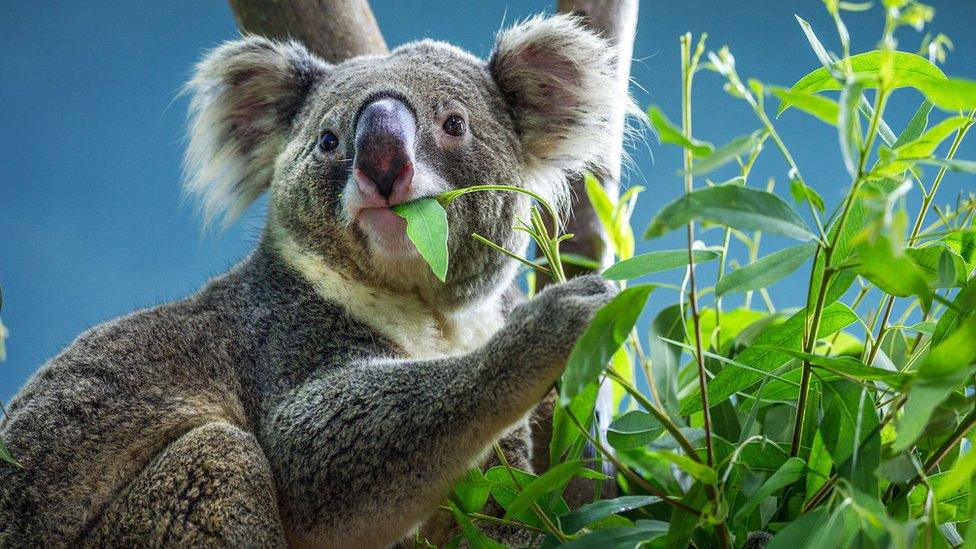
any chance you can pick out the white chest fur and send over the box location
[275,233,505,359]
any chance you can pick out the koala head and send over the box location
[185,15,623,309]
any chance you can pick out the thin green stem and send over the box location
[437,506,548,535]
[564,409,701,515]
[791,87,891,459]
[439,184,559,228]
[493,443,568,543]
[681,33,716,470]
[604,368,699,460]
[470,233,552,276]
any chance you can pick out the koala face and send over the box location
[185,16,621,308]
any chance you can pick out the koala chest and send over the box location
[373,297,506,360]
[277,235,505,360]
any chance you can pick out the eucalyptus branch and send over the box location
[493,443,568,543]
[885,404,976,505]
[680,33,716,472]
[604,368,699,460]
[471,233,552,276]
[791,85,891,459]
[564,408,701,516]
[865,109,976,367]
[437,505,548,535]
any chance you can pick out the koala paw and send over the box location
[501,274,618,373]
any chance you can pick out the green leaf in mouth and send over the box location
[392,198,450,282]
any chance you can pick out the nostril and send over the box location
[357,149,412,200]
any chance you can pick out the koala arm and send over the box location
[260,275,616,546]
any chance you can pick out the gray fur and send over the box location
[0,14,623,547]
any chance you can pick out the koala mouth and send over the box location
[356,206,418,258]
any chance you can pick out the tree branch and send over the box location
[227,0,387,62]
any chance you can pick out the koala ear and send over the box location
[185,36,328,227]
[490,15,620,205]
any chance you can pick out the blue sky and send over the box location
[1,1,974,400]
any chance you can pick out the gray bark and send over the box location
[227,0,388,62]
[555,0,639,273]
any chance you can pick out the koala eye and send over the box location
[318,131,340,152]
[442,115,466,137]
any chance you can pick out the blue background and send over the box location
[1,1,974,401]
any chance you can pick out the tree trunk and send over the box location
[227,0,387,62]
[555,0,638,272]
[530,0,639,505]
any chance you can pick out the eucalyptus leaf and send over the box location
[645,186,815,242]
[893,317,976,452]
[805,431,833,504]
[558,495,661,534]
[549,382,598,466]
[561,520,668,549]
[771,86,839,125]
[907,244,968,288]
[734,457,806,522]
[650,304,685,414]
[585,173,615,242]
[917,158,976,173]
[853,236,932,299]
[602,249,719,280]
[606,410,665,450]
[681,302,858,414]
[766,507,855,549]
[647,105,714,157]
[0,439,20,468]
[652,450,717,484]
[453,468,491,514]
[782,50,946,102]
[821,381,881,495]
[891,100,933,148]
[689,131,764,175]
[767,348,911,388]
[793,16,900,146]
[932,276,976,347]
[871,116,970,177]
[664,483,708,548]
[716,243,817,296]
[560,285,654,405]
[393,198,449,282]
[916,76,976,112]
[484,467,569,527]
[448,500,506,549]
[789,176,826,213]
[502,460,583,520]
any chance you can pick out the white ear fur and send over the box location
[490,15,628,214]
[184,36,327,227]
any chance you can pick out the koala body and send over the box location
[0,16,623,547]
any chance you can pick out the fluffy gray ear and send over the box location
[490,15,621,208]
[185,36,328,226]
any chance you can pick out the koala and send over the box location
[0,15,625,547]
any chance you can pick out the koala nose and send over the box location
[354,97,416,202]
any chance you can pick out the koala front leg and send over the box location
[262,275,617,547]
